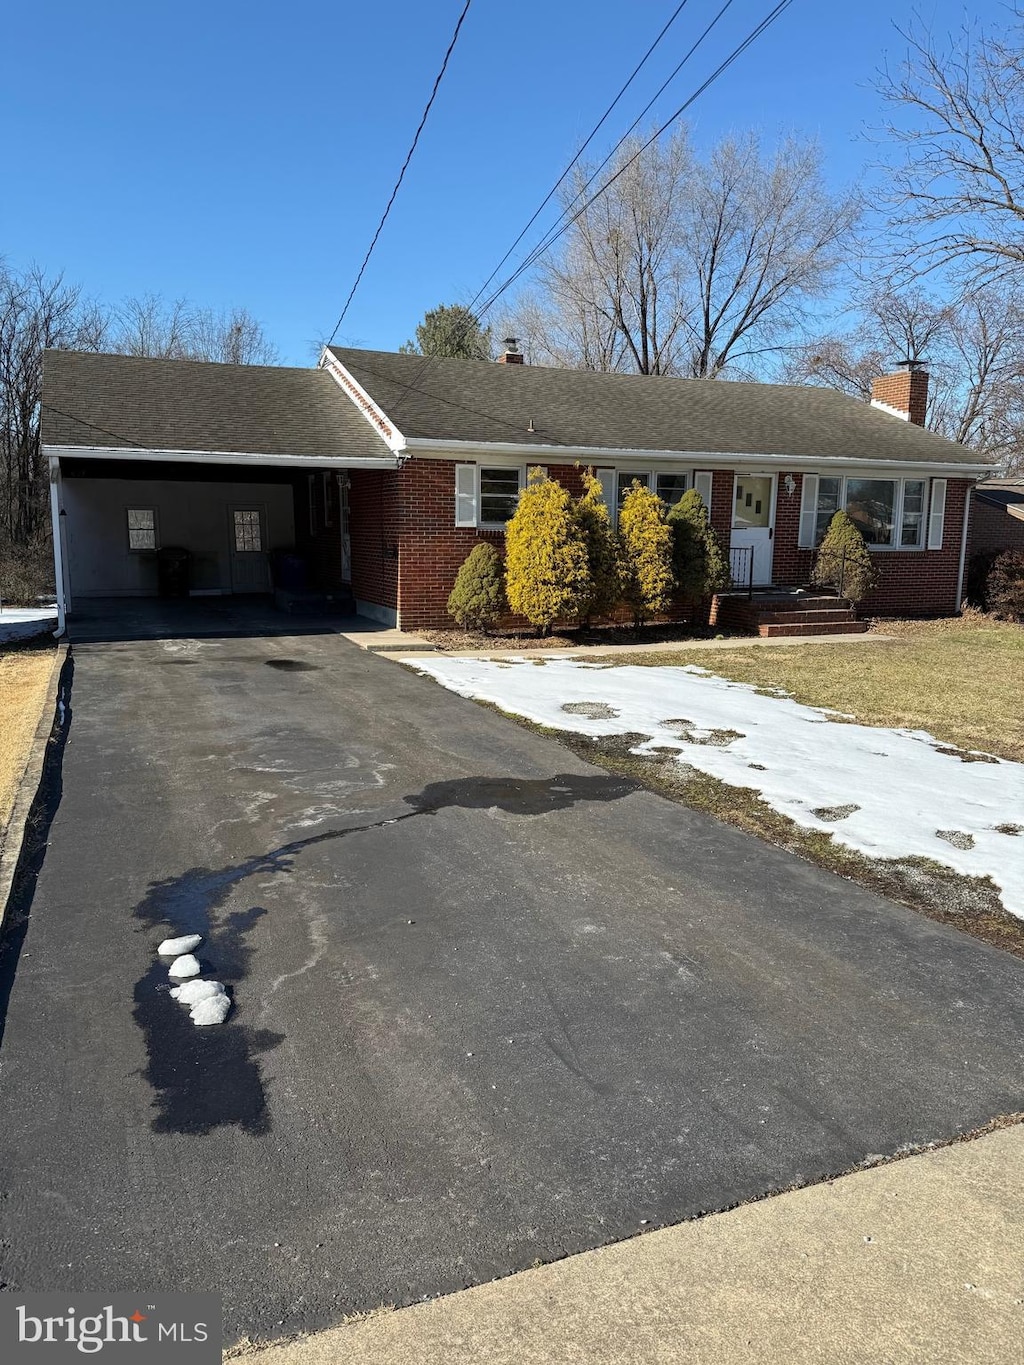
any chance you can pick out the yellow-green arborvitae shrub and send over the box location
[574,469,621,623]
[505,468,590,632]
[618,480,674,627]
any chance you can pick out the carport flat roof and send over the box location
[41,350,396,466]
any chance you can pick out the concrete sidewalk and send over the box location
[235,1123,1024,1365]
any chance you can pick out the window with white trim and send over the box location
[480,467,524,525]
[127,508,157,551]
[799,476,942,550]
[614,470,691,513]
[454,464,528,528]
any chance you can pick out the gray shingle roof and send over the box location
[330,346,990,466]
[42,350,393,462]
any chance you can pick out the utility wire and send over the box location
[476,0,793,319]
[469,0,695,313]
[325,0,474,347]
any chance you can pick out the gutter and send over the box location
[42,445,402,470]
[398,436,993,477]
[956,481,974,611]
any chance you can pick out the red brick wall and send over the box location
[349,469,400,612]
[345,460,971,628]
[967,495,1024,557]
[771,471,971,617]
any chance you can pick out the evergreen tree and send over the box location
[810,510,877,602]
[400,303,492,359]
[447,543,506,632]
[667,489,731,603]
[505,469,590,633]
[617,481,674,628]
[574,469,621,623]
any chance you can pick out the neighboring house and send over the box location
[41,346,992,634]
[968,480,1024,558]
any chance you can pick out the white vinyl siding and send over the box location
[928,478,947,549]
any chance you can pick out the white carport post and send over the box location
[49,456,69,636]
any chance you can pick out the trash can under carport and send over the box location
[156,546,191,598]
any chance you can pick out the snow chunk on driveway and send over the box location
[406,655,1024,918]
[170,979,227,1005]
[158,933,203,956]
[167,954,201,980]
[190,994,231,1026]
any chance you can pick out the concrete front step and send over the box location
[758,620,869,637]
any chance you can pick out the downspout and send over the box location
[955,480,973,613]
[49,457,67,637]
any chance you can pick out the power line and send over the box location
[325,0,474,347]
[469,0,695,312]
[476,0,794,319]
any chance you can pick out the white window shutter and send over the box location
[928,478,947,549]
[798,475,819,549]
[597,468,616,509]
[694,470,714,512]
[455,464,478,527]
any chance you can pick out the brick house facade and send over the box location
[40,347,993,635]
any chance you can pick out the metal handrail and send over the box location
[729,546,755,598]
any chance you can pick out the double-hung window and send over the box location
[455,464,527,529]
[127,508,157,551]
[799,476,943,550]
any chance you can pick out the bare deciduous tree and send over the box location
[0,265,104,546]
[506,129,859,378]
[792,287,1024,473]
[107,295,278,364]
[878,9,1024,282]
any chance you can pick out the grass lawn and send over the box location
[600,615,1024,763]
[478,616,1024,958]
[0,644,56,846]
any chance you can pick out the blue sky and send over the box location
[0,1,993,365]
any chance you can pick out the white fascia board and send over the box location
[400,437,992,478]
[318,349,407,454]
[42,444,400,469]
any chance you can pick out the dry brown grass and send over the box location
[605,613,1024,762]
[0,644,57,839]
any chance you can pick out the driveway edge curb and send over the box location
[0,641,69,935]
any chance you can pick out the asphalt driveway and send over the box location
[1,615,1023,1342]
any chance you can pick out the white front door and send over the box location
[731,474,776,586]
[229,505,270,593]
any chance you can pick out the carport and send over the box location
[40,350,400,633]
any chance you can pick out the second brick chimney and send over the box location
[870,362,929,425]
[496,338,524,365]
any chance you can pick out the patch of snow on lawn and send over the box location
[405,656,1024,917]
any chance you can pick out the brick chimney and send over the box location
[870,361,928,425]
[496,337,524,365]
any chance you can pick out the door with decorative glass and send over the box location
[731,474,776,585]
[229,506,270,592]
